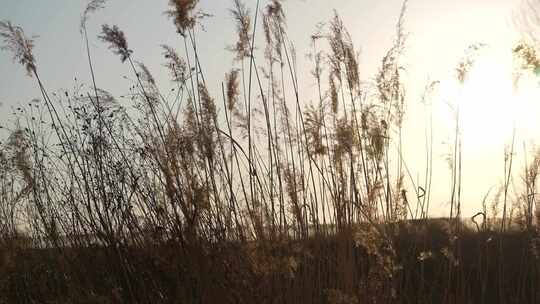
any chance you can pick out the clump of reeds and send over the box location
[0,0,540,303]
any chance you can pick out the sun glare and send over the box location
[439,47,540,150]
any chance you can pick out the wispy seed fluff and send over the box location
[230,0,251,60]
[225,69,240,111]
[80,0,107,31]
[0,21,37,75]
[98,24,132,63]
[166,0,200,36]
[161,44,187,83]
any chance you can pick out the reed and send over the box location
[1,1,540,303]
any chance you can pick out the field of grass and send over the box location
[1,0,540,303]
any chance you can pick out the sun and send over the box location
[426,46,540,217]
[439,47,540,151]
[458,51,516,147]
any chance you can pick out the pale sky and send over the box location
[1,0,538,218]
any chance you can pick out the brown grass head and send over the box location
[180,100,197,157]
[165,0,200,36]
[335,117,355,155]
[455,43,485,84]
[198,83,218,161]
[326,13,361,95]
[514,42,540,73]
[328,12,361,92]
[329,75,339,114]
[343,43,359,92]
[230,0,251,60]
[328,11,345,82]
[161,44,186,83]
[80,0,107,31]
[265,0,285,37]
[376,41,405,106]
[6,129,32,188]
[136,62,156,86]
[199,83,217,125]
[0,21,37,76]
[283,163,302,227]
[225,69,240,111]
[263,0,286,60]
[304,104,327,156]
[98,24,132,62]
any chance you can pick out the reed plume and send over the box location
[137,62,156,86]
[230,0,251,60]
[98,24,132,63]
[226,69,240,111]
[80,0,107,31]
[161,44,186,83]
[165,0,200,36]
[514,42,540,73]
[0,21,36,75]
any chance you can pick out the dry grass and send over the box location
[0,0,540,303]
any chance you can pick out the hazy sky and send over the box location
[1,0,536,217]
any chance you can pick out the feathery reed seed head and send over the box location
[161,45,186,83]
[98,24,132,62]
[198,83,217,161]
[514,42,540,73]
[329,76,339,114]
[226,69,240,111]
[263,0,286,60]
[0,21,37,75]
[137,62,156,86]
[230,0,251,60]
[81,0,107,31]
[166,0,200,36]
